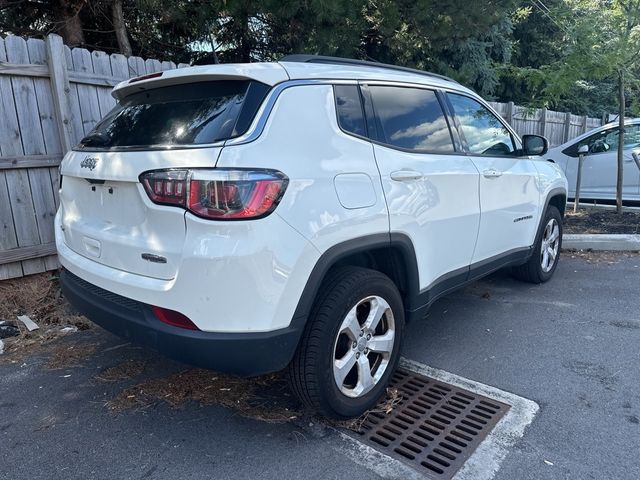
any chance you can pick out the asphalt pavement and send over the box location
[1,253,639,480]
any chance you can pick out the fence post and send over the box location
[581,115,588,134]
[45,34,73,153]
[540,108,547,137]
[563,112,571,143]
[506,101,514,126]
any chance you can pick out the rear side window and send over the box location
[334,85,367,137]
[447,93,516,156]
[368,86,454,153]
[76,80,270,150]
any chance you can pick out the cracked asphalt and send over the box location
[1,253,639,480]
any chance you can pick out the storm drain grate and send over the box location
[351,368,510,478]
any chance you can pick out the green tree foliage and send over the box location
[494,1,618,116]
[494,0,640,120]
[357,0,518,95]
[0,0,518,95]
[0,0,637,123]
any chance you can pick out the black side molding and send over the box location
[292,234,535,326]
[292,233,421,322]
[544,187,567,216]
[407,247,533,322]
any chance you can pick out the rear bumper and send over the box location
[54,208,320,333]
[60,269,302,376]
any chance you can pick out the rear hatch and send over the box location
[59,70,281,280]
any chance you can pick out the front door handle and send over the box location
[483,169,503,178]
[390,170,423,182]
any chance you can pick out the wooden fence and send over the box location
[0,34,188,280]
[489,102,603,147]
[0,33,604,280]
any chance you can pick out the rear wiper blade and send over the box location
[79,131,109,146]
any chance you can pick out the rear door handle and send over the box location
[390,170,423,182]
[482,169,503,178]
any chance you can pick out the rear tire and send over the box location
[512,205,562,284]
[287,266,404,419]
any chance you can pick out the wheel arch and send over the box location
[545,187,567,218]
[292,233,420,324]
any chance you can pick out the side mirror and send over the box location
[577,144,589,155]
[522,134,549,156]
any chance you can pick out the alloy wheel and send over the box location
[332,295,395,398]
[540,218,560,273]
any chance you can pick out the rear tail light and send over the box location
[140,170,187,207]
[139,169,288,220]
[151,306,199,330]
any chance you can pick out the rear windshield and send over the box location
[76,80,270,151]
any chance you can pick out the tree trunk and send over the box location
[239,11,252,63]
[53,0,86,47]
[209,34,220,64]
[616,70,625,214]
[112,0,132,57]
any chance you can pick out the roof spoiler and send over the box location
[111,63,289,100]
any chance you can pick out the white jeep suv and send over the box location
[56,56,567,418]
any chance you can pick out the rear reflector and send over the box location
[129,72,163,83]
[151,306,199,331]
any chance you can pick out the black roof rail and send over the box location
[279,54,458,84]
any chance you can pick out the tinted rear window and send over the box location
[334,85,367,137]
[76,80,269,150]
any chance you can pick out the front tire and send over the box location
[512,205,562,283]
[287,267,404,419]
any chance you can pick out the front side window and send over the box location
[368,86,455,153]
[577,128,618,155]
[569,124,640,156]
[448,93,516,156]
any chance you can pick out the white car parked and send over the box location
[56,56,568,418]
[548,119,640,203]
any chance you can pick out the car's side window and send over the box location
[624,124,640,148]
[571,129,615,155]
[447,93,516,156]
[368,85,455,153]
[575,124,640,155]
[334,85,367,138]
